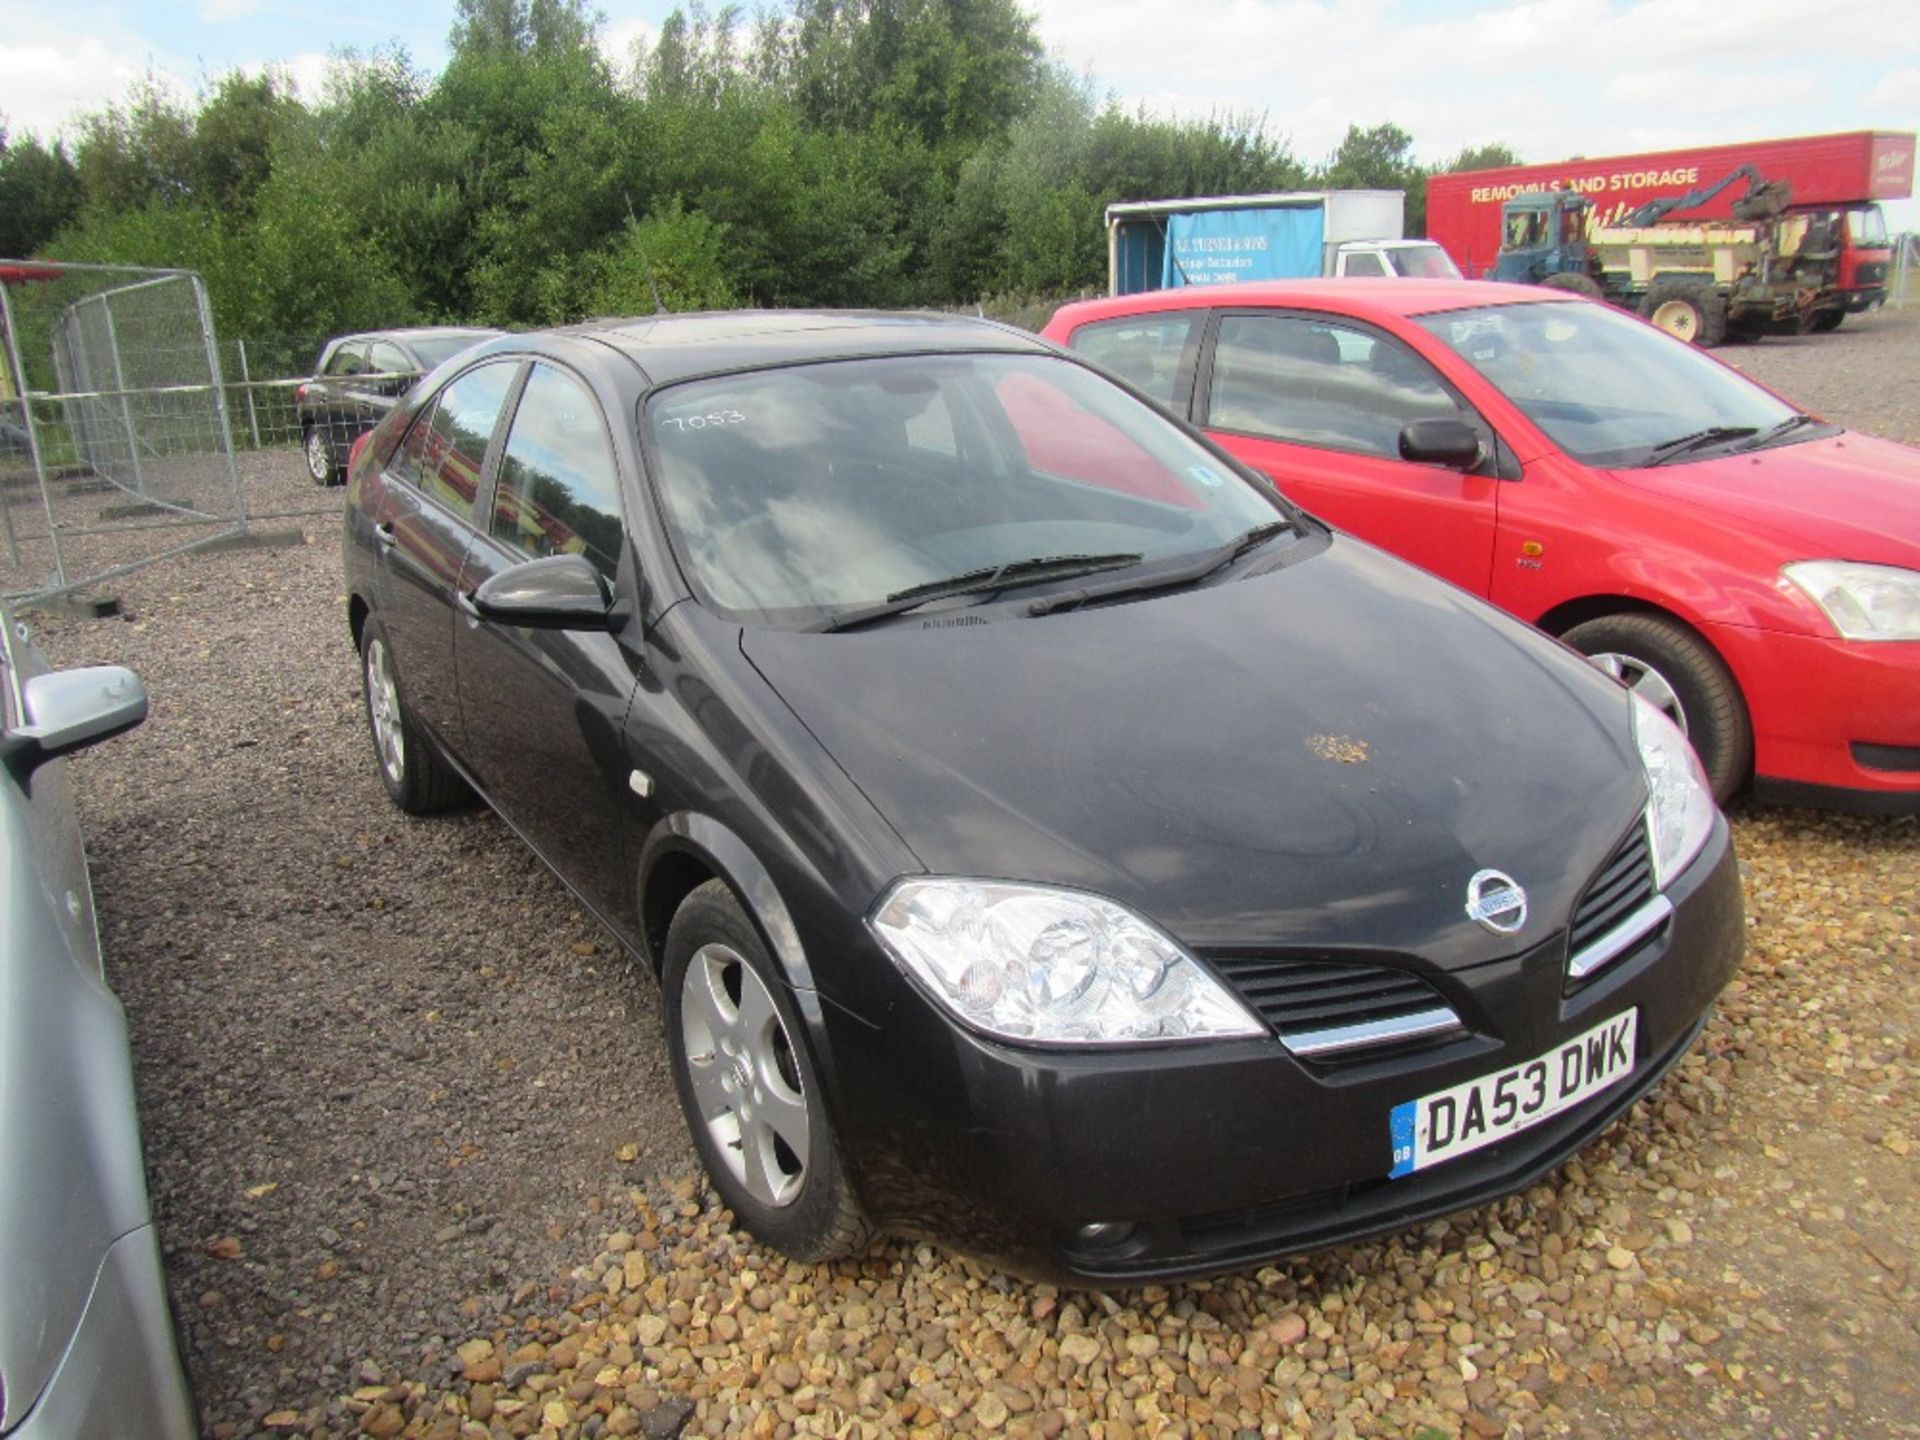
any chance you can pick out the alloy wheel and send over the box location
[678,942,810,1208]
[364,636,406,783]
[1588,650,1688,734]
[306,428,333,483]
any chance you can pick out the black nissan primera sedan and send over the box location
[342,311,1743,1284]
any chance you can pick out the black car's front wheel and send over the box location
[663,880,872,1262]
[359,621,469,814]
[304,425,340,486]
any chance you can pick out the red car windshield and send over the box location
[1417,302,1801,468]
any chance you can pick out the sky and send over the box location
[2,0,1916,228]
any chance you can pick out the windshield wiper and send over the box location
[1025,520,1293,618]
[1742,413,1823,450]
[816,552,1144,632]
[1641,425,1759,467]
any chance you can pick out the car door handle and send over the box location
[373,521,397,553]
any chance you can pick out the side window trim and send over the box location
[1195,308,1512,479]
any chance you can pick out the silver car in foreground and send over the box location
[0,609,194,1437]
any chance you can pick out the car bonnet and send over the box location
[1613,431,1920,570]
[741,536,1650,971]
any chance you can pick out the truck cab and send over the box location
[1330,240,1463,278]
[1490,193,1594,284]
[1791,203,1894,322]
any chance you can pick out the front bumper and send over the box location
[1709,623,1920,814]
[824,819,1743,1285]
[6,1224,195,1439]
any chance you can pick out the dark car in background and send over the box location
[341,310,1742,1284]
[297,327,502,485]
[2,609,196,1437]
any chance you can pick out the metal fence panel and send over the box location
[2,261,262,602]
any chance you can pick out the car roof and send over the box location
[332,326,502,349]
[1053,278,1558,326]
[548,309,1051,386]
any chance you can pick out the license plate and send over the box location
[1389,1010,1637,1178]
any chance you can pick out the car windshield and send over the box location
[409,334,491,369]
[646,352,1288,627]
[1386,246,1462,279]
[1415,301,1801,467]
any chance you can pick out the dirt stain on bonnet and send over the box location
[1306,733,1370,764]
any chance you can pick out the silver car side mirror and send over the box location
[8,665,148,773]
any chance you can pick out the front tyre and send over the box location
[360,621,469,814]
[1562,613,1752,804]
[663,880,872,1262]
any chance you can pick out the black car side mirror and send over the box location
[470,554,615,630]
[1399,418,1484,471]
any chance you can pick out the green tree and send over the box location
[1442,141,1522,174]
[1319,121,1427,233]
[585,199,738,313]
[0,127,84,258]
[450,0,604,57]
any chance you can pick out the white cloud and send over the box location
[1025,0,1920,166]
[1864,66,1920,110]
[201,0,264,18]
[599,15,653,83]
[0,33,161,137]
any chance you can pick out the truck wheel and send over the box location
[1562,613,1752,804]
[1641,279,1728,348]
[1808,309,1845,333]
[1540,272,1604,300]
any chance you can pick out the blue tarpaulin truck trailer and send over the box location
[1106,190,1458,295]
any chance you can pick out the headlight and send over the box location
[868,879,1264,1045]
[1631,693,1715,889]
[1783,561,1920,641]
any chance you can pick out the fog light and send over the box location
[1072,1221,1136,1249]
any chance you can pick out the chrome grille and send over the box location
[1209,957,1462,1059]
[1566,823,1667,985]
[1569,824,1656,954]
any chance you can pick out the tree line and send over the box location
[0,0,1519,346]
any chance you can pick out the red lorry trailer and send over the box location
[1428,131,1914,309]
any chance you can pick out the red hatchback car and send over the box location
[1042,280,1920,812]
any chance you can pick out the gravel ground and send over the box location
[29,307,1920,1439]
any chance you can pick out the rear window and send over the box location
[1065,314,1203,409]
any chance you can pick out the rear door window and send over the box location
[1204,314,1483,462]
[324,343,368,377]
[366,341,412,377]
[491,365,624,580]
[391,362,519,519]
[1066,314,1204,410]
